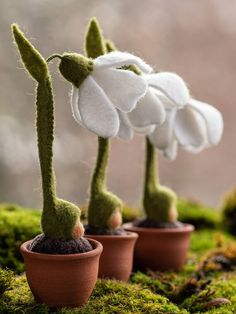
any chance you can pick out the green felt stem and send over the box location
[12,24,81,240]
[143,137,178,223]
[90,137,109,195]
[85,18,122,229]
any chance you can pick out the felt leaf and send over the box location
[117,111,134,141]
[187,99,223,145]
[92,68,147,112]
[147,72,190,107]
[148,109,177,149]
[12,24,48,82]
[128,89,166,128]
[85,18,106,58]
[78,76,119,138]
[94,51,152,74]
[174,106,207,148]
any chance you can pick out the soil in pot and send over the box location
[21,238,102,308]
[85,229,138,282]
[29,234,92,254]
[124,222,194,272]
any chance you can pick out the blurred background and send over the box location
[0,0,235,210]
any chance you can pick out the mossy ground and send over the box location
[1,203,236,313]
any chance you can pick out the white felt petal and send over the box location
[78,76,119,138]
[128,89,166,128]
[147,72,190,107]
[117,111,134,141]
[94,51,152,74]
[92,68,147,112]
[187,99,223,145]
[148,109,177,149]
[70,86,83,124]
[133,125,156,135]
[174,106,207,149]
[163,139,178,160]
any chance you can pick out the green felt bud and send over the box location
[58,53,93,88]
[12,24,82,240]
[143,137,178,223]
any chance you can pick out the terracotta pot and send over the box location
[85,232,138,281]
[123,223,194,271]
[20,238,102,308]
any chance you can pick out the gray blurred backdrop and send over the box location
[0,0,235,209]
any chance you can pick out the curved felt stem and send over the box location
[12,24,56,211]
[12,25,81,239]
[144,137,159,196]
[91,137,109,194]
[36,79,56,209]
[85,19,122,229]
[143,137,177,223]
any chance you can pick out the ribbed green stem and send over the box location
[36,78,56,210]
[91,137,109,194]
[144,137,159,196]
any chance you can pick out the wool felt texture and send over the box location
[141,72,223,160]
[143,137,178,223]
[83,19,122,230]
[12,24,83,240]
[105,39,179,224]
[68,52,150,139]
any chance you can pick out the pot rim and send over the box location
[20,238,103,260]
[85,231,138,240]
[123,222,194,233]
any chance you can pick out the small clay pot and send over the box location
[20,238,102,308]
[85,232,138,281]
[123,223,194,271]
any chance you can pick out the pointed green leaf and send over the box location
[12,24,48,82]
[85,17,106,58]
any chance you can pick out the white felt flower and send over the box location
[133,72,223,160]
[71,51,152,139]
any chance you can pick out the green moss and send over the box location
[12,24,82,240]
[143,138,178,223]
[0,204,40,273]
[221,187,236,235]
[0,270,186,314]
[178,199,221,229]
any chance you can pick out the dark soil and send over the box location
[85,225,126,235]
[134,218,184,228]
[29,234,93,254]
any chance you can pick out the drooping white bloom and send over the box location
[129,72,223,160]
[70,51,153,139]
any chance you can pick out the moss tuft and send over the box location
[221,187,236,235]
[178,199,220,229]
[0,204,40,273]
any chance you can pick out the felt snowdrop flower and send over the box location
[54,51,153,139]
[136,72,223,160]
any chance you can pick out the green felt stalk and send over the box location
[143,137,178,223]
[85,18,123,229]
[12,24,81,240]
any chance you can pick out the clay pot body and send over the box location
[20,238,102,308]
[85,232,138,281]
[123,223,194,271]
